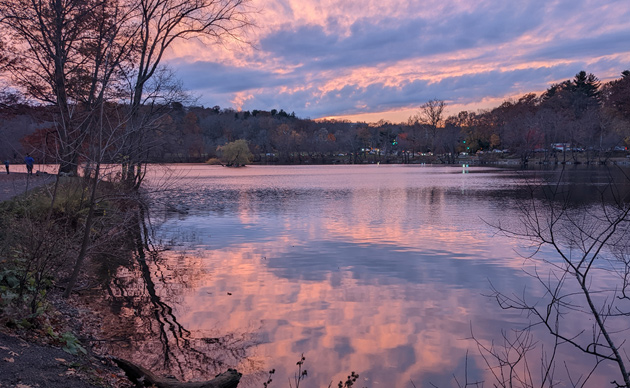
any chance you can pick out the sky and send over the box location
[164,0,630,123]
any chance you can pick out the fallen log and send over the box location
[114,358,241,388]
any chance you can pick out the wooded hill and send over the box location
[2,70,630,166]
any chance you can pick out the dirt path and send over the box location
[0,172,56,202]
[0,328,134,388]
[0,330,102,388]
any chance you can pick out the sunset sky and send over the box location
[165,0,630,123]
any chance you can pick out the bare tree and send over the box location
[417,99,446,128]
[0,0,142,298]
[0,0,91,174]
[0,0,137,174]
[121,0,253,188]
[410,99,446,152]
[62,103,137,297]
[482,168,630,387]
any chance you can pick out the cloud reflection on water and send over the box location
[129,165,624,386]
[146,167,538,386]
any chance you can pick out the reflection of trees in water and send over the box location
[92,208,257,381]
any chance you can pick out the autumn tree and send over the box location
[0,0,136,175]
[539,71,602,159]
[272,123,303,163]
[0,0,89,173]
[217,139,253,166]
[496,94,541,164]
[602,70,630,148]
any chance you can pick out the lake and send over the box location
[96,164,630,387]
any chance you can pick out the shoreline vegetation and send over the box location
[0,176,130,387]
[203,149,630,169]
[3,70,629,174]
[0,175,243,387]
[206,151,630,167]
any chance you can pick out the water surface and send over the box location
[101,164,629,387]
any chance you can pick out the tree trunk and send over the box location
[63,163,100,298]
[114,358,241,388]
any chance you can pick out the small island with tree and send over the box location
[214,139,254,167]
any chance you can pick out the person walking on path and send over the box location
[3,159,8,174]
[24,154,34,175]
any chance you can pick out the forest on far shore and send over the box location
[2,70,630,166]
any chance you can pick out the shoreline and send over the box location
[0,174,132,387]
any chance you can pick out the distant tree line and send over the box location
[3,70,630,166]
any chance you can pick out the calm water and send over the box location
[99,164,629,387]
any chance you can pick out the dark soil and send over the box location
[0,329,129,388]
